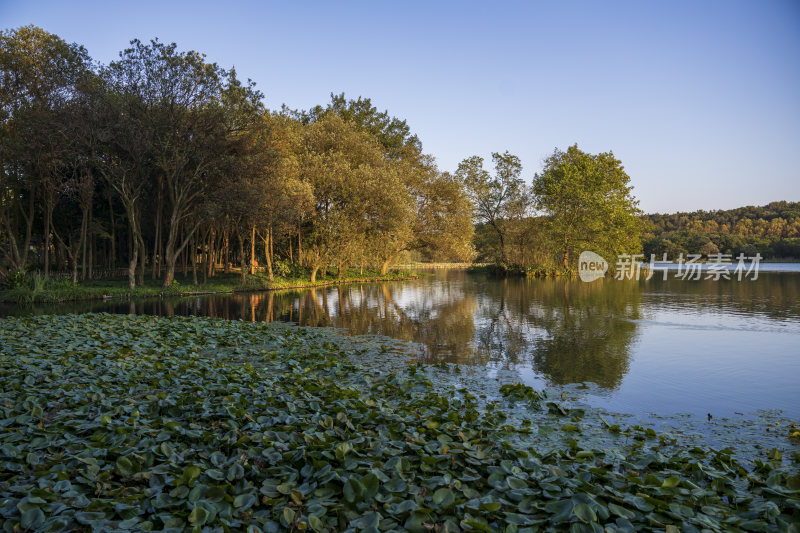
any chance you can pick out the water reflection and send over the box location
[3,270,799,417]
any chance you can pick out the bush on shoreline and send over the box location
[466,263,574,279]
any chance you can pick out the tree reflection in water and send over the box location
[6,270,800,398]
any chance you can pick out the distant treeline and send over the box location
[642,201,800,259]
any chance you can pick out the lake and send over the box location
[3,266,799,420]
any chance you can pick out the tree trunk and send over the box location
[202,229,208,284]
[152,182,162,279]
[80,205,88,280]
[380,253,397,276]
[298,229,302,266]
[43,193,53,278]
[237,230,247,284]
[107,189,115,270]
[206,228,215,279]
[127,225,138,290]
[71,245,78,285]
[88,202,94,279]
[310,265,319,284]
[162,250,175,287]
[269,226,274,271]
[223,228,230,273]
[162,211,199,288]
[181,228,188,276]
[263,227,274,281]
[250,224,256,275]
[190,234,198,285]
[136,234,145,286]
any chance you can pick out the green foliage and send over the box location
[499,382,544,405]
[0,270,414,304]
[272,259,298,279]
[305,93,422,159]
[458,152,527,263]
[643,201,800,259]
[0,314,797,531]
[533,144,643,270]
[2,269,29,290]
[0,27,474,289]
[465,145,644,274]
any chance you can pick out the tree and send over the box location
[305,93,421,159]
[300,114,389,282]
[457,151,526,263]
[97,56,156,289]
[532,144,642,269]
[0,26,91,276]
[374,160,475,272]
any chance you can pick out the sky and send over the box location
[2,0,799,213]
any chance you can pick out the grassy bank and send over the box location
[0,313,797,531]
[0,268,415,305]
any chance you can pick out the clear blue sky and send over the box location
[2,0,798,213]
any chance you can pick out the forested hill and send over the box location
[642,201,800,259]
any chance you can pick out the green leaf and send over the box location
[20,508,45,530]
[361,473,379,499]
[183,465,201,484]
[432,487,455,507]
[188,505,209,526]
[234,493,256,510]
[343,478,363,503]
[283,507,296,525]
[573,503,597,523]
[661,476,681,488]
[206,468,224,481]
[116,456,134,475]
[507,477,527,490]
[308,515,324,532]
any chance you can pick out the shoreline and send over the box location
[0,271,418,305]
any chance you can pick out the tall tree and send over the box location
[532,144,642,269]
[0,26,90,275]
[457,151,526,263]
[300,114,386,283]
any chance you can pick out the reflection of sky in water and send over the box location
[2,269,799,419]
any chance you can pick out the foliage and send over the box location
[458,152,527,263]
[1,269,29,290]
[0,314,797,531]
[0,270,415,304]
[462,145,643,274]
[0,26,473,289]
[499,383,543,405]
[643,201,800,259]
[272,259,303,279]
[532,144,643,270]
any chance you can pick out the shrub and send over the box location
[2,269,30,290]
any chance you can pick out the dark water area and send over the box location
[3,268,799,419]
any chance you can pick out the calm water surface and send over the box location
[3,268,799,419]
